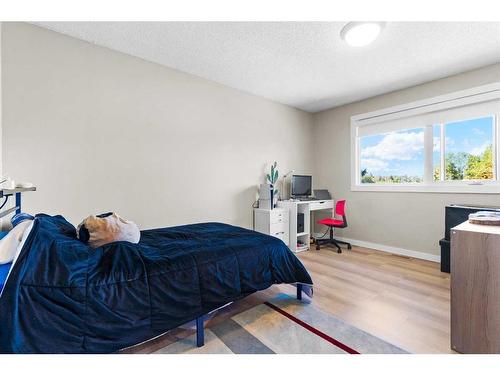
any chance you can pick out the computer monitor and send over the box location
[291,175,312,197]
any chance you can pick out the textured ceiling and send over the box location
[34,22,500,112]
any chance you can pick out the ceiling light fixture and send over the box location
[340,22,385,47]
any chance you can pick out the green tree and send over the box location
[446,152,468,180]
[361,170,375,183]
[465,145,493,180]
[433,166,440,181]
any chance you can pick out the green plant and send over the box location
[266,161,279,198]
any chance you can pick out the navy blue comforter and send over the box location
[0,215,312,353]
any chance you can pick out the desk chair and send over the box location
[315,200,352,253]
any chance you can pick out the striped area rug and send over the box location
[153,295,407,354]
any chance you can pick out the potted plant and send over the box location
[267,161,279,209]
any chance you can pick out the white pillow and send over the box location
[77,213,140,249]
[0,220,33,264]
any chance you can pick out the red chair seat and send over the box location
[317,218,345,227]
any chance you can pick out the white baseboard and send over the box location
[313,233,440,263]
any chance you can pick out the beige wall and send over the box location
[0,22,2,177]
[313,63,500,258]
[3,22,500,259]
[1,23,314,229]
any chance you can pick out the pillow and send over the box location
[76,212,140,248]
[0,220,33,265]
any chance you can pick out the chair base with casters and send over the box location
[315,199,351,254]
[315,227,352,253]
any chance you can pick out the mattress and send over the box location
[0,214,312,353]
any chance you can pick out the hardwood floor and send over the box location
[123,245,452,354]
[297,246,452,354]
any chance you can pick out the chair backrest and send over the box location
[335,200,347,227]
[335,200,346,216]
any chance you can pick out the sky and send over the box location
[360,116,494,178]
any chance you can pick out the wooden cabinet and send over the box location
[451,221,500,353]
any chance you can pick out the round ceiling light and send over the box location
[340,22,385,47]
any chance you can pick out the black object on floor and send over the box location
[439,204,500,273]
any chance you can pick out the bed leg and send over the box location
[196,316,204,347]
[296,283,303,301]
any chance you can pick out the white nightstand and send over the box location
[253,207,289,246]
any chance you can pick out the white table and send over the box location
[278,199,334,253]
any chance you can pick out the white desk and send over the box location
[253,207,289,246]
[278,199,334,253]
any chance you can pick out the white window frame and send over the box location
[351,83,500,193]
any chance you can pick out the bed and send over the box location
[0,232,10,292]
[0,214,312,354]
[0,262,10,292]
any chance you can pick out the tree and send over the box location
[465,145,493,180]
[361,169,375,183]
[446,151,468,180]
[433,166,441,181]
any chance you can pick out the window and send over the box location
[360,128,424,184]
[437,116,494,182]
[351,83,500,193]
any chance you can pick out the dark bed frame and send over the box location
[194,283,309,347]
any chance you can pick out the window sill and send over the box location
[351,183,500,194]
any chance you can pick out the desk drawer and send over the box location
[270,209,289,224]
[270,222,289,245]
[309,200,333,211]
[270,222,288,236]
[275,232,289,246]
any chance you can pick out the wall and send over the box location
[313,63,500,260]
[0,22,2,178]
[1,23,314,229]
[3,22,500,260]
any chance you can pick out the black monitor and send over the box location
[291,175,312,197]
